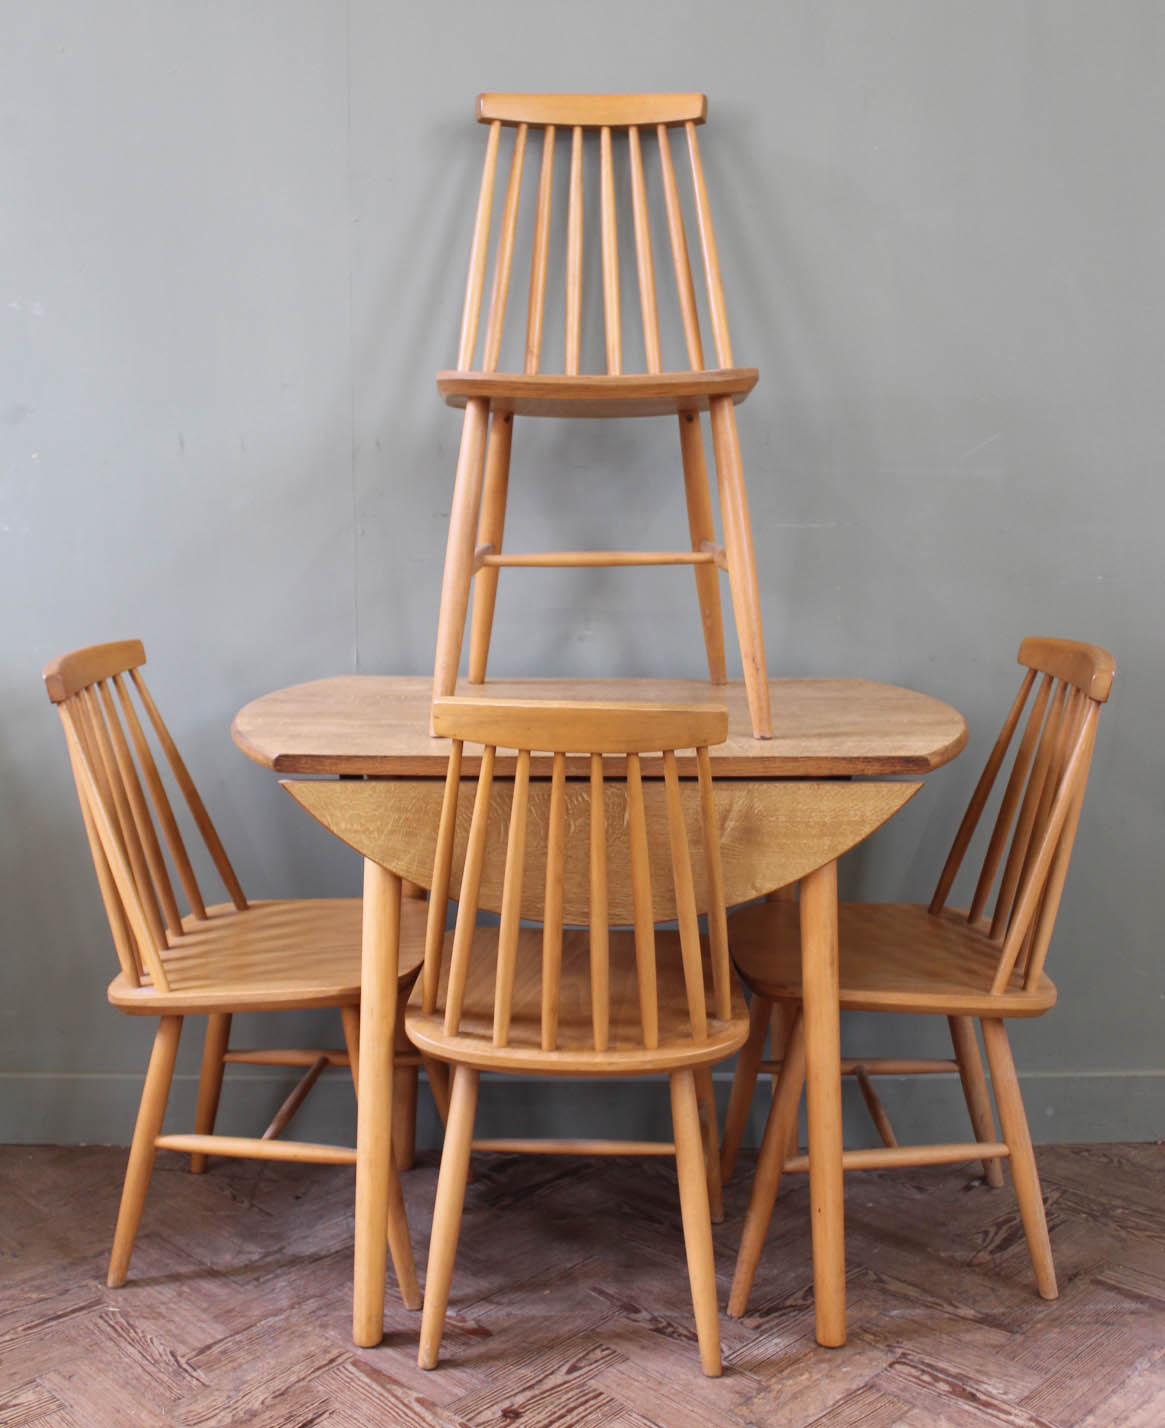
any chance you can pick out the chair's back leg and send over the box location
[108,1014,183,1287]
[708,395,772,738]
[720,992,771,1184]
[949,1015,1005,1188]
[190,1012,232,1175]
[728,1007,806,1318]
[678,412,728,684]
[692,1066,725,1223]
[468,411,516,684]
[386,1159,420,1311]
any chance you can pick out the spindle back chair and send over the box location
[722,637,1115,1317]
[404,697,751,1376]
[431,93,773,738]
[44,640,423,1301]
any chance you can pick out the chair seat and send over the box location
[729,901,1057,1018]
[436,368,759,419]
[108,898,427,1015]
[406,925,750,1074]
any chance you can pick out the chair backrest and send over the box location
[929,637,1115,994]
[421,696,732,1054]
[454,92,740,378]
[44,640,247,992]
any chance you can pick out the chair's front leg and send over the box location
[419,1063,480,1370]
[353,860,402,1347]
[468,410,514,684]
[670,1068,722,1377]
[981,1017,1058,1299]
[800,860,846,1348]
[432,397,491,717]
[108,1015,183,1287]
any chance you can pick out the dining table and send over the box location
[231,673,966,1352]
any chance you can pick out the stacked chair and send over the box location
[431,92,774,738]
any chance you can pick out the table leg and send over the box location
[353,859,401,1347]
[801,859,846,1348]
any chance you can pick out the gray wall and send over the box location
[2,3,1160,1148]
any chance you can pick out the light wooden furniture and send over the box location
[431,93,774,738]
[722,638,1116,1319]
[233,673,965,1350]
[43,640,424,1300]
[407,697,749,1376]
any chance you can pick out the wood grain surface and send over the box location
[232,675,967,778]
[2,1142,1160,1425]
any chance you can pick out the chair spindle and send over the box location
[589,752,610,1052]
[625,751,659,1049]
[541,751,567,1051]
[423,739,463,1015]
[482,123,528,374]
[524,125,556,374]
[599,126,622,374]
[494,747,530,1046]
[663,750,708,1042]
[565,126,584,374]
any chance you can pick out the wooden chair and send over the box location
[721,637,1116,1317]
[396,697,748,1375]
[43,639,424,1300]
[432,93,773,738]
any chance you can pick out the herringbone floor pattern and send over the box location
[0,1140,1161,1426]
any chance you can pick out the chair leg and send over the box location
[393,1066,419,1173]
[107,1015,182,1288]
[678,412,727,685]
[708,395,772,739]
[980,1018,1058,1300]
[387,1157,421,1311]
[341,1004,361,1091]
[670,1069,722,1377]
[468,411,514,684]
[720,992,770,1184]
[418,1064,479,1370]
[728,1008,805,1318]
[949,1015,1005,1188]
[432,397,491,713]
[342,1001,420,1311]
[190,1012,231,1174]
[770,999,802,1159]
[421,1053,451,1126]
[393,994,418,1172]
[693,1066,724,1224]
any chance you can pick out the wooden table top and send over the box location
[232,676,966,779]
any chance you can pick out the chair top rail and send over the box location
[44,640,146,703]
[431,696,728,755]
[477,93,707,129]
[1018,637,1115,701]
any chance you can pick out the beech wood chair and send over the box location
[720,637,1115,1317]
[432,93,773,738]
[43,639,425,1300]
[402,697,749,1375]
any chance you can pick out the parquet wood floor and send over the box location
[0,1141,1161,1426]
